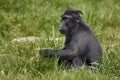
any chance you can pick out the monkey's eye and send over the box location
[61,15,72,20]
[62,16,68,20]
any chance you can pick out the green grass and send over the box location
[0,0,120,80]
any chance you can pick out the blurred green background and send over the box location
[0,0,120,80]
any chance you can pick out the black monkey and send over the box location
[40,9,102,67]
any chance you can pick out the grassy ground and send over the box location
[0,0,120,80]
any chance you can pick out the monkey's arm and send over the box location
[39,35,87,60]
[39,48,80,60]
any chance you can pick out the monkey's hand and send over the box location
[39,49,59,57]
[39,49,51,57]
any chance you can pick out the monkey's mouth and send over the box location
[59,29,67,34]
[59,26,68,34]
[59,29,65,34]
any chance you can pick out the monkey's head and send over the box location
[59,9,83,35]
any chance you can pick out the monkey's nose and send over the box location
[59,25,63,32]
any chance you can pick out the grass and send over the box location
[0,0,120,80]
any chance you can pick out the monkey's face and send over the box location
[59,15,77,35]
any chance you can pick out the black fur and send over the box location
[39,9,102,68]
